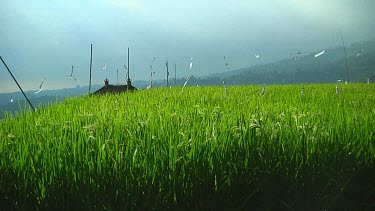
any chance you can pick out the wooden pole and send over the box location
[166,61,169,87]
[117,68,119,85]
[89,44,93,94]
[0,56,35,111]
[127,48,130,91]
[127,48,130,81]
[340,31,349,82]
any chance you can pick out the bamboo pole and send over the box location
[340,31,349,82]
[89,44,93,94]
[127,47,130,91]
[0,56,35,111]
[166,61,169,87]
[127,48,130,81]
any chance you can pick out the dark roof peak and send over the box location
[93,78,137,95]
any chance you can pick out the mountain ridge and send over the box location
[2,39,375,118]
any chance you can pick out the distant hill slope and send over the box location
[0,85,99,119]
[2,40,374,118]
[0,96,66,119]
[148,39,375,88]
[206,39,375,85]
[0,85,98,106]
[0,80,150,119]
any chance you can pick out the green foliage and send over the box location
[0,84,375,209]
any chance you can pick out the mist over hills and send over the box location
[1,39,375,118]
[0,82,149,118]
[0,85,98,106]
[212,39,375,84]
[0,85,96,119]
[161,39,375,87]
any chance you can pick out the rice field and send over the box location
[0,83,374,209]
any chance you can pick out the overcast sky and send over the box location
[1,0,374,92]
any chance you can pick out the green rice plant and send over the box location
[0,83,374,209]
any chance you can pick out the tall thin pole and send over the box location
[89,44,93,94]
[127,48,130,91]
[166,61,169,87]
[175,64,177,85]
[127,48,130,81]
[0,56,35,111]
[117,68,119,85]
[340,31,349,82]
[150,71,152,88]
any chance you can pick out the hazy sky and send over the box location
[1,0,374,92]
